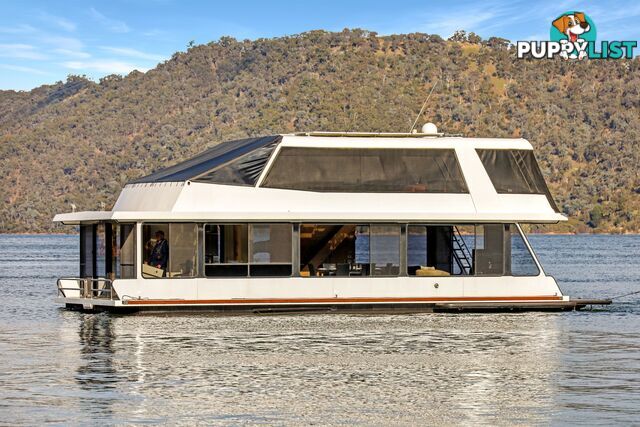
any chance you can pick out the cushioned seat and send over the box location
[415,266,450,277]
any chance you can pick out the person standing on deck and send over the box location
[148,230,169,274]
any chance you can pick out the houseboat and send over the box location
[53,125,611,313]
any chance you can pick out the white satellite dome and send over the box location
[421,122,438,134]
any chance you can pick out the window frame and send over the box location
[298,223,403,278]
[136,221,544,280]
[203,222,294,278]
[405,223,544,278]
[510,223,543,277]
[476,148,560,212]
[405,224,461,278]
[112,222,137,280]
[261,147,470,194]
[192,140,280,187]
[141,222,199,280]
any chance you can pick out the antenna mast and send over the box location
[409,79,439,133]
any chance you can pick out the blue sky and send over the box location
[1,0,638,90]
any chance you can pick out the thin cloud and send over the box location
[62,59,147,74]
[38,11,76,32]
[100,46,165,61]
[53,48,91,58]
[142,29,166,37]
[0,43,48,60]
[42,35,84,51]
[0,24,37,34]
[88,8,130,33]
[0,63,49,75]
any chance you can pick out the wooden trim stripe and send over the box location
[125,295,563,306]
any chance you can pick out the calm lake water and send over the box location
[0,234,639,425]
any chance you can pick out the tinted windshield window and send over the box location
[194,140,278,185]
[262,147,468,193]
[477,149,559,211]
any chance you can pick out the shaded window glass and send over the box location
[168,223,198,278]
[249,224,292,276]
[426,226,453,274]
[117,224,136,279]
[142,223,197,278]
[133,136,281,184]
[408,225,473,276]
[407,226,427,275]
[95,223,107,278]
[204,224,249,277]
[194,141,279,185]
[370,225,400,276]
[80,224,94,278]
[142,224,169,278]
[262,148,468,193]
[507,225,540,276]
[477,149,559,212]
[474,224,505,276]
[299,224,369,277]
[355,225,370,274]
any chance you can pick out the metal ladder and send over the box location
[452,226,473,275]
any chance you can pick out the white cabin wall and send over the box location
[111,275,563,302]
[173,183,477,218]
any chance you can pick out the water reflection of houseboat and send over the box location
[54,127,610,312]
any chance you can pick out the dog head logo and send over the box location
[552,12,591,42]
[550,11,597,59]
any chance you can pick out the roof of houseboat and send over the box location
[54,132,566,224]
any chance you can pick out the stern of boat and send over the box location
[56,277,121,310]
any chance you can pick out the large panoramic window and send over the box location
[262,148,468,193]
[249,224,293,276]
[204,224,293,277]
[300,224,370,277]
[299,224,401,277]
[477,149,559,211]
[473,224,539,276]
[204,224,249,277]
[142,223,198,278]
[407,225,470,277]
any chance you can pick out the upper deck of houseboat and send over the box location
[54,131,565,225]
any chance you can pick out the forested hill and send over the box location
[1,29,639,233]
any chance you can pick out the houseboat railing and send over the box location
[56,278,114,300]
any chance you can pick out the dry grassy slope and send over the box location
[0,29,638,233]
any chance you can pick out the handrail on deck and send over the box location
[56,277,114,300]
